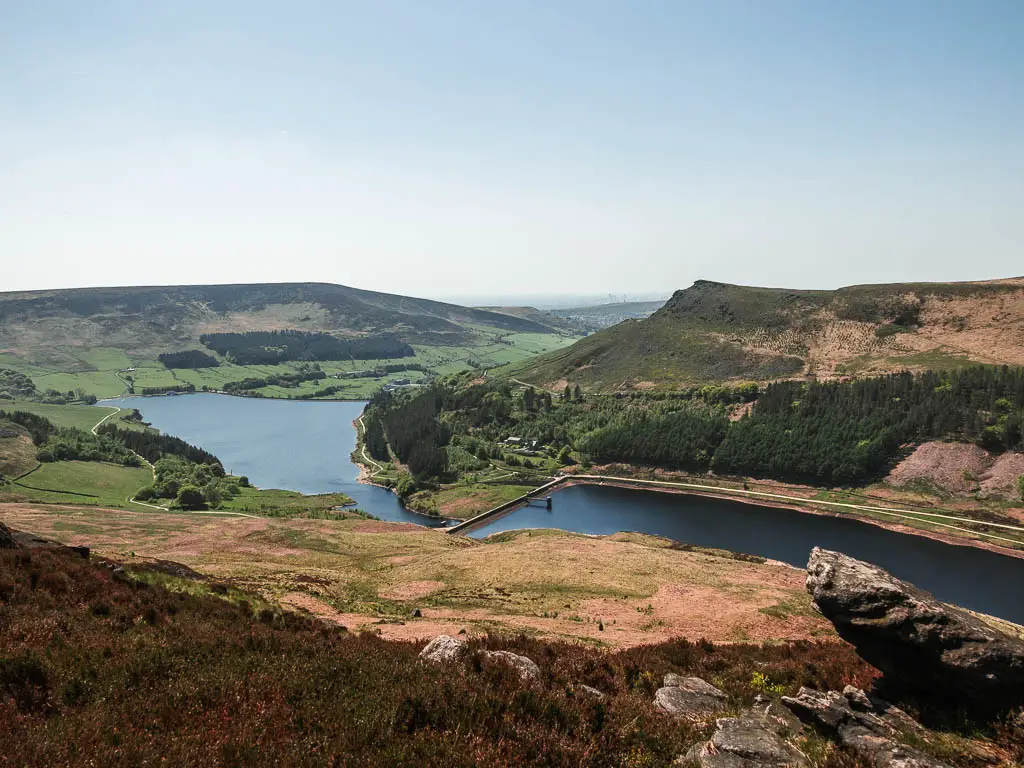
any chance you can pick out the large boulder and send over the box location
[419,637,541,683]
[655,674,728,718]
[806,547,1024,711]
[0,522,18,549]
[480,650,540,682]
[419,635,468,665]
[684,705,809,768]
[783,686,951,768]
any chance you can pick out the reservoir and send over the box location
[98,393,447,528]
[99,394,1024,623]
[469,484,1024,624]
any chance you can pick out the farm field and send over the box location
[0,399,118,432]
[0,332,580,402]
[2,461,153,508]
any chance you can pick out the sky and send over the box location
[2,1,1022,300]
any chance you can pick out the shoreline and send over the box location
[95,395,1024,558]
[561,477,1024,561]
[452,474,1024,561]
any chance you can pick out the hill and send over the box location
[2,521,1021,766]
[513,277,1024,391]
[0,283,578,399]
[0,282,561,361]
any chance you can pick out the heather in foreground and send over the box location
[0,547,1018,767]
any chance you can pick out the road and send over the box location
[356,415,385,479]
[508,377,562,396]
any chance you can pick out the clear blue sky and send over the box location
[2,1,1022,298]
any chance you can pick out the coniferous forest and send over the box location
[199,330,414,364]
[95,423,222,467]
[365,366,1024,489]
[158,350,221,369]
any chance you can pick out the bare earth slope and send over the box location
[0,282,561,366]
[514,277,1024,391]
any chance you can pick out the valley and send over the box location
[0,282,581,400]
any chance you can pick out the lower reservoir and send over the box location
[468,483,1024,623]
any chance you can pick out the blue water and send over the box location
[470,484,1024,623]
[97,394,1024,623]
[97,393,447,527]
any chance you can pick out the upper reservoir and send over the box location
[98,393,447,527]
[99,393,1024,623]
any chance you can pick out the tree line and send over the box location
[365,365,1024,489]
[159,350,220,369]
[222,370,326,393]
[141,384,196,396]
[0,410,141,467]
[711,367,1024,484]
[135,456,246,510]
[199,330,414,365]
[95,423,221,466]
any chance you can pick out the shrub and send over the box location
[175,485,205,510]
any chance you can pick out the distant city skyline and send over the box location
[3,1,1022,295]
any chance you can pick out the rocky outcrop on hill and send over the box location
[783,686,950,768]
[684,701,808,768]
[681,687,952,768]
[0,521,19,549]
[806,547,1024,711]
[654,674,728,718]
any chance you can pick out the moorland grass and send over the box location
[0,545,882,767]
[3,545,1017,766]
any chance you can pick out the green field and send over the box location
[406,482,535,519]
[0,399,112,431]
[3,460,153,508]
[0,431,38,478]
[218,487,355,515]
[0,330,580,403]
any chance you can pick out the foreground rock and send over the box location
[783,686,951,768]
[419,636,540,682]
[0,521,89,557]
[655,674,728,718]
[806,547,1024,711]
[481,650,541,681]
[419,635,469,664]
[684,703,808,767]
[0,522,18,549]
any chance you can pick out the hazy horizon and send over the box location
[4,2,1022,296]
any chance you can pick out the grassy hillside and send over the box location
[1,506,830,646]
[512,277,1024,391]
[3,527,1020,766]
[0,283,580,399]
[0,423,37,478]
[0,542,878,767]
[1,461,154,508]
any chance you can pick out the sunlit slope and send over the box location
[0,282,564,366]
[512,277,1024,390]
